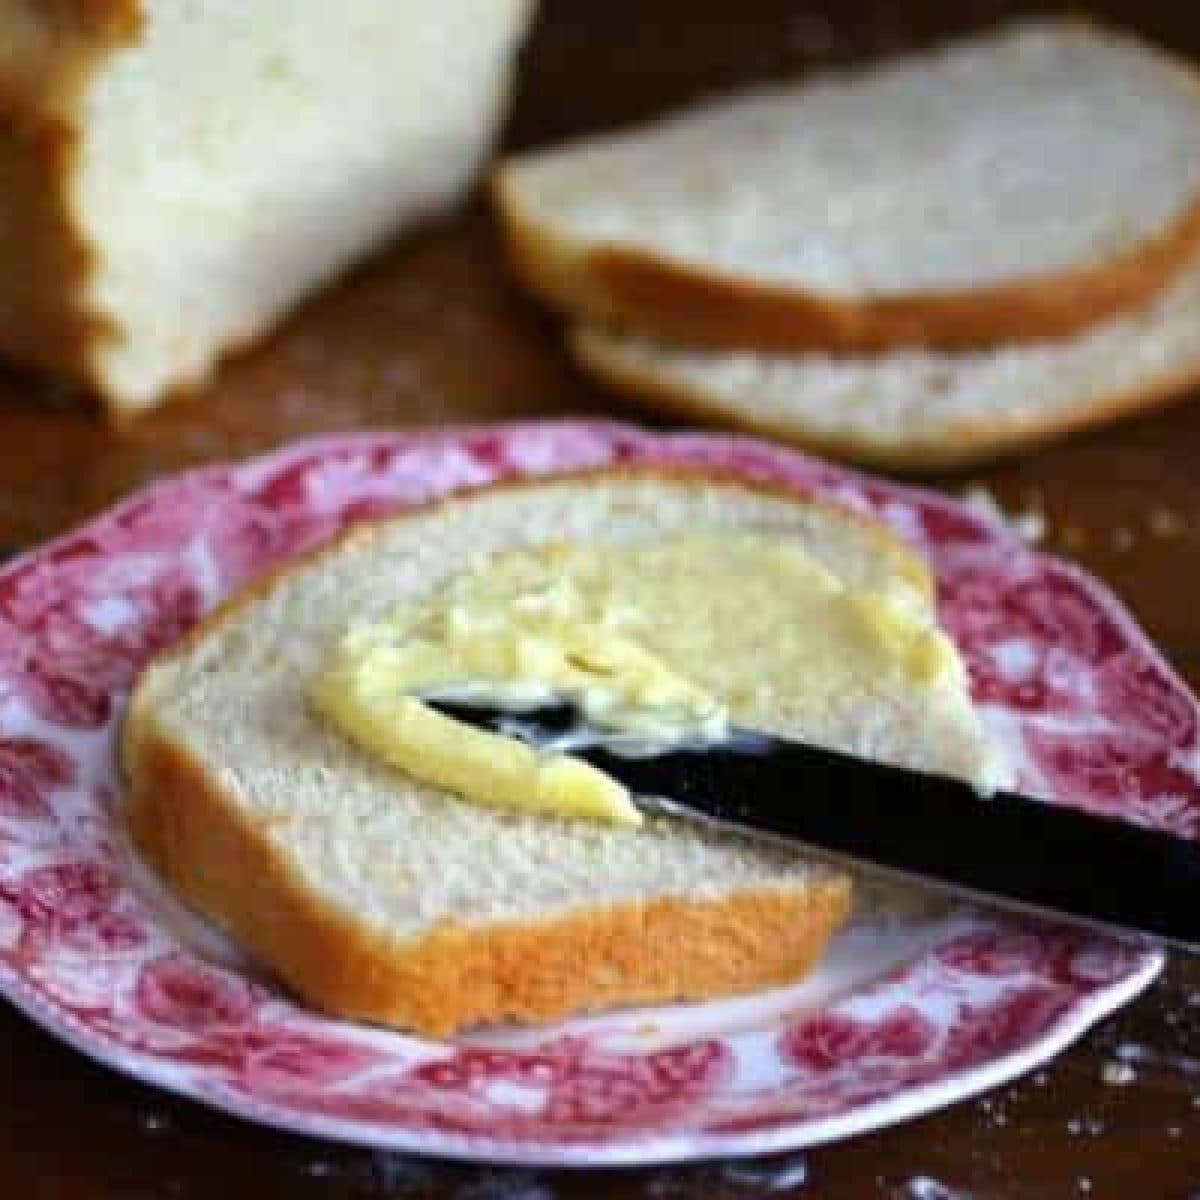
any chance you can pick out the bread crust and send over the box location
[125,725,850,1037]
[572,326,1200,471]
[120,466,888,1036]
[0,0,139,111]
[494,169,1200,355]
[0,2,138,399]
[7,1,140,42]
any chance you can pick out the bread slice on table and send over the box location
[122,470,1001,1037]
[0,0,534,417]
[574,249,1200,471]
[495,19,1200,353]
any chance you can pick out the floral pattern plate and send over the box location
[0,421,1190,1165]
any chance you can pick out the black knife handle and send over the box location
[424,698,1199,950]
[585,736,1200,952]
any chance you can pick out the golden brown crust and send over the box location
[118,466,894,1035]
[0,114,110,392]
[572,326,1200,471]
[125,723,850,1037]
[0,2,138,397]
[492,167,1200,354]
[20,1,140,34]
[0,2,140,114]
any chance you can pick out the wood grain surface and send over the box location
[1,2,1198,1196]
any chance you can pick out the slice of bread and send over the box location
[121,470,1001,1036]
[574,248,1200,470]
[495,20,1200,353]
[0,0,533,416]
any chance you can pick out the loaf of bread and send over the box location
[0,0,534,416]
[122,470,1001,1036]
[494,20,1200,352]
[572,249,1200,470]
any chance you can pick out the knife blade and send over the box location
[426,698,1200,953]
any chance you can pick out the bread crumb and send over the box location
[961,485,1045,544]
[1148,507,1186,538]
[1010,512,1047,545]
[902,1178,970,1200]
[1101,1060,1136,1085]
[301,1160,337,1178]
[961,485,1005,523]
[720,1153,809,1190]
[1109,526,1135,552]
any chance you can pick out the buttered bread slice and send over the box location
[122,471,1002,1036]
[0,0,533,416]
[495,20,1200,351]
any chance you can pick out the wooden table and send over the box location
[1,2,1198,1196]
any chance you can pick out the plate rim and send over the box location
[0,420,1179,1163]
[0,946,1164,1165]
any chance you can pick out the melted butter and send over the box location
[310,532,964,826]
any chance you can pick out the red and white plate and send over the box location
[0,422,1190,1164]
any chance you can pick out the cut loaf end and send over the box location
[0,0,535,416]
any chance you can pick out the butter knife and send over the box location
[427,698,1200,953]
